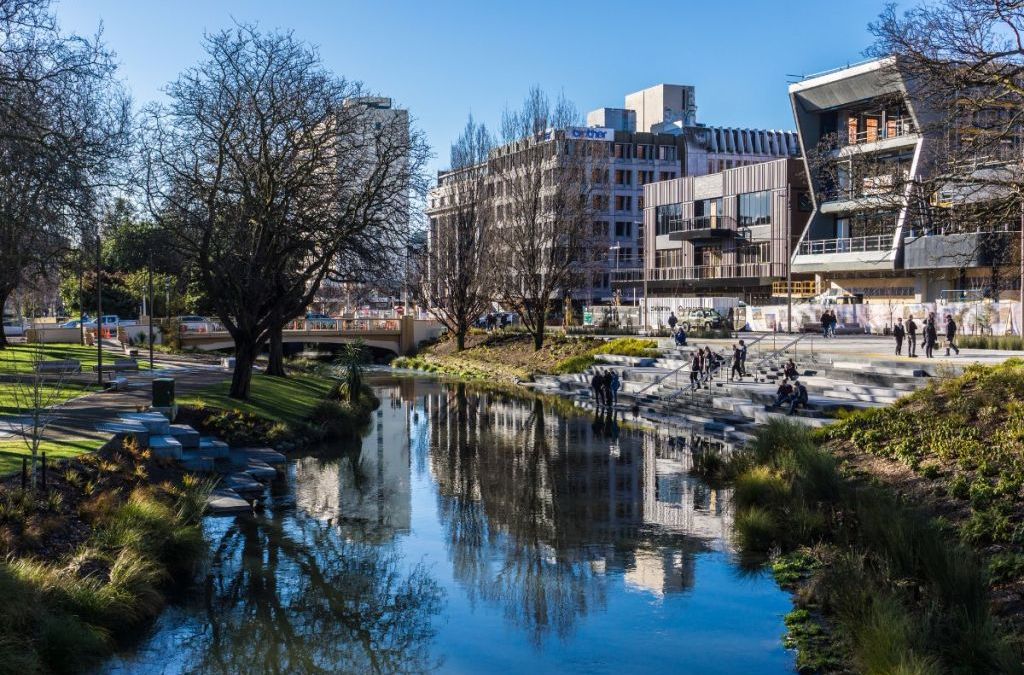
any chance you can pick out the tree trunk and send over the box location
[532,312,546,351]
[0,286,10,349]
[455,326,466,351]
[265,324,286,377]
[229,337,258,400]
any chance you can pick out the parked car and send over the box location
[679,308,724,332]
[2,319,27,336]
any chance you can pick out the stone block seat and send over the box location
[33,359,81,375]
[224,472,263,497]
[95,420,150,447]
[206,488,251,515]
[244,459,277,481]
[93,358,140,373]
[198,437,230,459]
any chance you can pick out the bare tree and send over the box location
[0,0,130,347]
[491,87,607,350]
[144,25,427,398]
[865,1,1024,302]
[424,115,495,350]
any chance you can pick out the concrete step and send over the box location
[242,447,288,465]
[122,412,171,435]
[149,435,182,460]
[168,424,200,449]
[199,437,230,459]
[95,420,150,447]
[245,459,277,482]
[180,452,216,473]
[224,472,263,497]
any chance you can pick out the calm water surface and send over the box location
[102,376,794,674]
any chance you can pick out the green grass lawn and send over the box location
[0,381,92,414]
[0,343,147,375]
[178,373,335,426]
[0,437,109,475]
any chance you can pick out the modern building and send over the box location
[427,84,799,306]
[789,58,1021,304]
[630,158,811,310]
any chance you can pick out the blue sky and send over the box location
[57,0,891,174]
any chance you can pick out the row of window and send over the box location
[592,221,639,238]
[614,144,678,161]
[654,190,775,235]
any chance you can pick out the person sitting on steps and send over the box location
[773,378,794,407]
[787,380,809,416]
[674,326,687,346]
[783,359,799,380]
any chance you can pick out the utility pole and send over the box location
[148,253,154,371]
[95,231,103,389]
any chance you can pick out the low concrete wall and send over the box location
[26,327,82,344]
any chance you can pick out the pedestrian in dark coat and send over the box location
[925,314,938,358]
[906,316,918,357]
[893,318,905,356]
[945,314,960,356]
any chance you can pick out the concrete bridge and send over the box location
[179,316,444,355]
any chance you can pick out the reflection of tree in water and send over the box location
[430,387,608,645]
[192,508,444,674]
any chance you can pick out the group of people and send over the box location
[773,377,809,415]
[590,369,622,407]
[483,313,511,331]
[689,346,725,386]
[891,312,959,358]
[819,309,839,338]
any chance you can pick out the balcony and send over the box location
[844,118,915,146]
[903,230,1018,269]
[797,234,892,255]
[792,233,897,273]
[667,215,740,242]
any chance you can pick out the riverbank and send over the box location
[713,361,1024,673]
[393,331,658,384]
[0,438,211,673]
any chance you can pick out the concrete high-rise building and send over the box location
[625,84,697,132]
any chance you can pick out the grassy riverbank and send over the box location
[393,331,659,383]
[0,439,211,673]
[179,371,379,452]
[707,358,1024,673]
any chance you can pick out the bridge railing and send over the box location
[283,318,401,332]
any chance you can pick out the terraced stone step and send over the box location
[206,488,251,515]
[149,435,182,460]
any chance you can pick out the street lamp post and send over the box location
[95,231,103,389]
[148,253,154,371]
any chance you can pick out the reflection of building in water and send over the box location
[294,383,411,540]
[624,548,695,597]
[423,387,737,595]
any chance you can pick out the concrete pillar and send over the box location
[400,315,416,355]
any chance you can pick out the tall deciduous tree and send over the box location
[0,0,130,346]
[425,115,495,351]
[144,25,426,398]
[491,87,607,350]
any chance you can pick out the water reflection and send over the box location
[103,377,791,675]
[426,383,736,642]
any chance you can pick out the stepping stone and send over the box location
[168,424,200,449]
[224,472,263,497]
[239,447,287,465]
[206,488,251,515]
[199,437,230,458]
[122,412,171,435]
[95,420,150,447]
[149,435,182,460]
[244,459,277,482]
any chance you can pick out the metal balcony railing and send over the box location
[797,234,893,255]
[649,262,785,282]
[844,118,915,145]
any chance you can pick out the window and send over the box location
[614,143,633,159]
[615,195,633,212]
[592,194,609,211]
[655,202,682,235]
[637,170,654,185]
[658,146,677,161]
[614,221,633,237]
[636,144,653,159]
[659,171,676,181]
[693,197,724,228]
[737,190,772,226]
[798,192,813,212]
[614,169,632,185]
[593,221,609,237]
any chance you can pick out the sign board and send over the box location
[544,127,615,142]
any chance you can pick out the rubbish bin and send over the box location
[153,377,175,407]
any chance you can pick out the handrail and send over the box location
[753,333,811,371]
[661,347,730,401]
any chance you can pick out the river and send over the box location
[100,375,795,674]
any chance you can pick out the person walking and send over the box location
[945,314,960,356]
[906,315,918,357]
[738,339,748,377]
[925,314,938,358]
[668,311,678,332]
[602,370,614,406]
[610,371,621,405]
[730,344,743,381]
[590,371,603,406]
[893,318,905,356]
[820,310,829,338]
[689,350,701,385]
[828,309,838,338]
